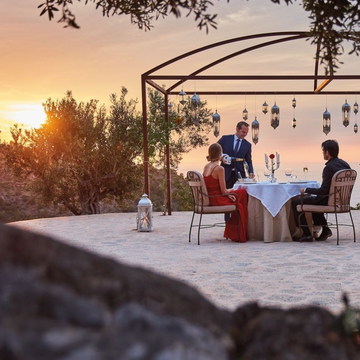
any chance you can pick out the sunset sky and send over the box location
[1,0,359,184]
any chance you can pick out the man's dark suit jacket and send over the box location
[218,134,254,183]
[304,157,351,204]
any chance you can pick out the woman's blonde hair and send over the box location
[206,143,222,162]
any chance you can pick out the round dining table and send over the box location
[233,180,319,242]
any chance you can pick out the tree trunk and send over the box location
[78,181,101,215]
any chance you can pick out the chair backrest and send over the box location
[187,170,210,207]
[328,169,357,211]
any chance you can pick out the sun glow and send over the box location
[9,104,47,128]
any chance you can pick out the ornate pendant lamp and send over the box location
[168,102,173,114]
[242,107,248,121]
[191,92,201,125]
[262,101,268,114]
[323,109,331,135]
[191,92,200,108]
[212,111,220,137]
[179,89,187,105]
[354,100,359,134]
[354,101,359,115]
[270,102,280,129]
[292,96,297,128]
[342,100,350,127]
[251,116,259,144]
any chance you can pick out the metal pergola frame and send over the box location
[141,31,360,214]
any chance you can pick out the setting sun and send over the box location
[9,104,47,129]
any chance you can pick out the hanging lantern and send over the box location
[251,117,259,144]
[354,101,359,114]
[292,97,297,108]
[212,111,221,137]
[179,89,187,105]
[270,102,280,129]
[355,123,358,134]
[191,92,200,109]
[168,102,173,114]
[342,100,351,127]
[137,194,153,232]
[242,108,248,121]
[262,101,268,114]
[292,117,296,128]
[322,109,331,135]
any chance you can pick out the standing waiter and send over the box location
[218,121,254,189]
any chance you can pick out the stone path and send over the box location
[8,211,360,314]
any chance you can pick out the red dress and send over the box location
[203,167,248,243]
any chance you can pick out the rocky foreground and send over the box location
[1,224,359,360]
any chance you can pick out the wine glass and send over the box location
[303,166,308,180]
[237,171,243,182]
[264,169,271,182]
[285,167,292,183]
[291,172,297,181]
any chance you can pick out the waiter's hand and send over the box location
[249,173,255,179]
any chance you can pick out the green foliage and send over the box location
[38,0,223,32]
[147,88,213,170]
[38,0,360,75]
[146,88,212,211]
[5,88,143,215]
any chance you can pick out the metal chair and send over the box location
[297,169,357,245]
[187,170,240,245]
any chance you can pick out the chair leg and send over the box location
[197,213,203,245]
[334,212,340,245]
[349,210,356,243]
[189,211,196,243]
[298,212,310,242]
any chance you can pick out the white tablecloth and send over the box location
[233,181,319,217]
[233,181,319,242]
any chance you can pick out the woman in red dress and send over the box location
[203,143,248,242]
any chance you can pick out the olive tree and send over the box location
[5,88,143,215]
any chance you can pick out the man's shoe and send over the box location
[293,235,313,242]
[316,227,332,241]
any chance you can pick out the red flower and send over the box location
[269,154,275,159]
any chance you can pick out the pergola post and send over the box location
[141,75,150,196]
[164,93,172,215]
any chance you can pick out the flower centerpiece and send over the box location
[265,152,280,183]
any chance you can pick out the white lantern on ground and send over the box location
[137,194,153,232]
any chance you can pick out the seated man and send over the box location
[291,139,350,242]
